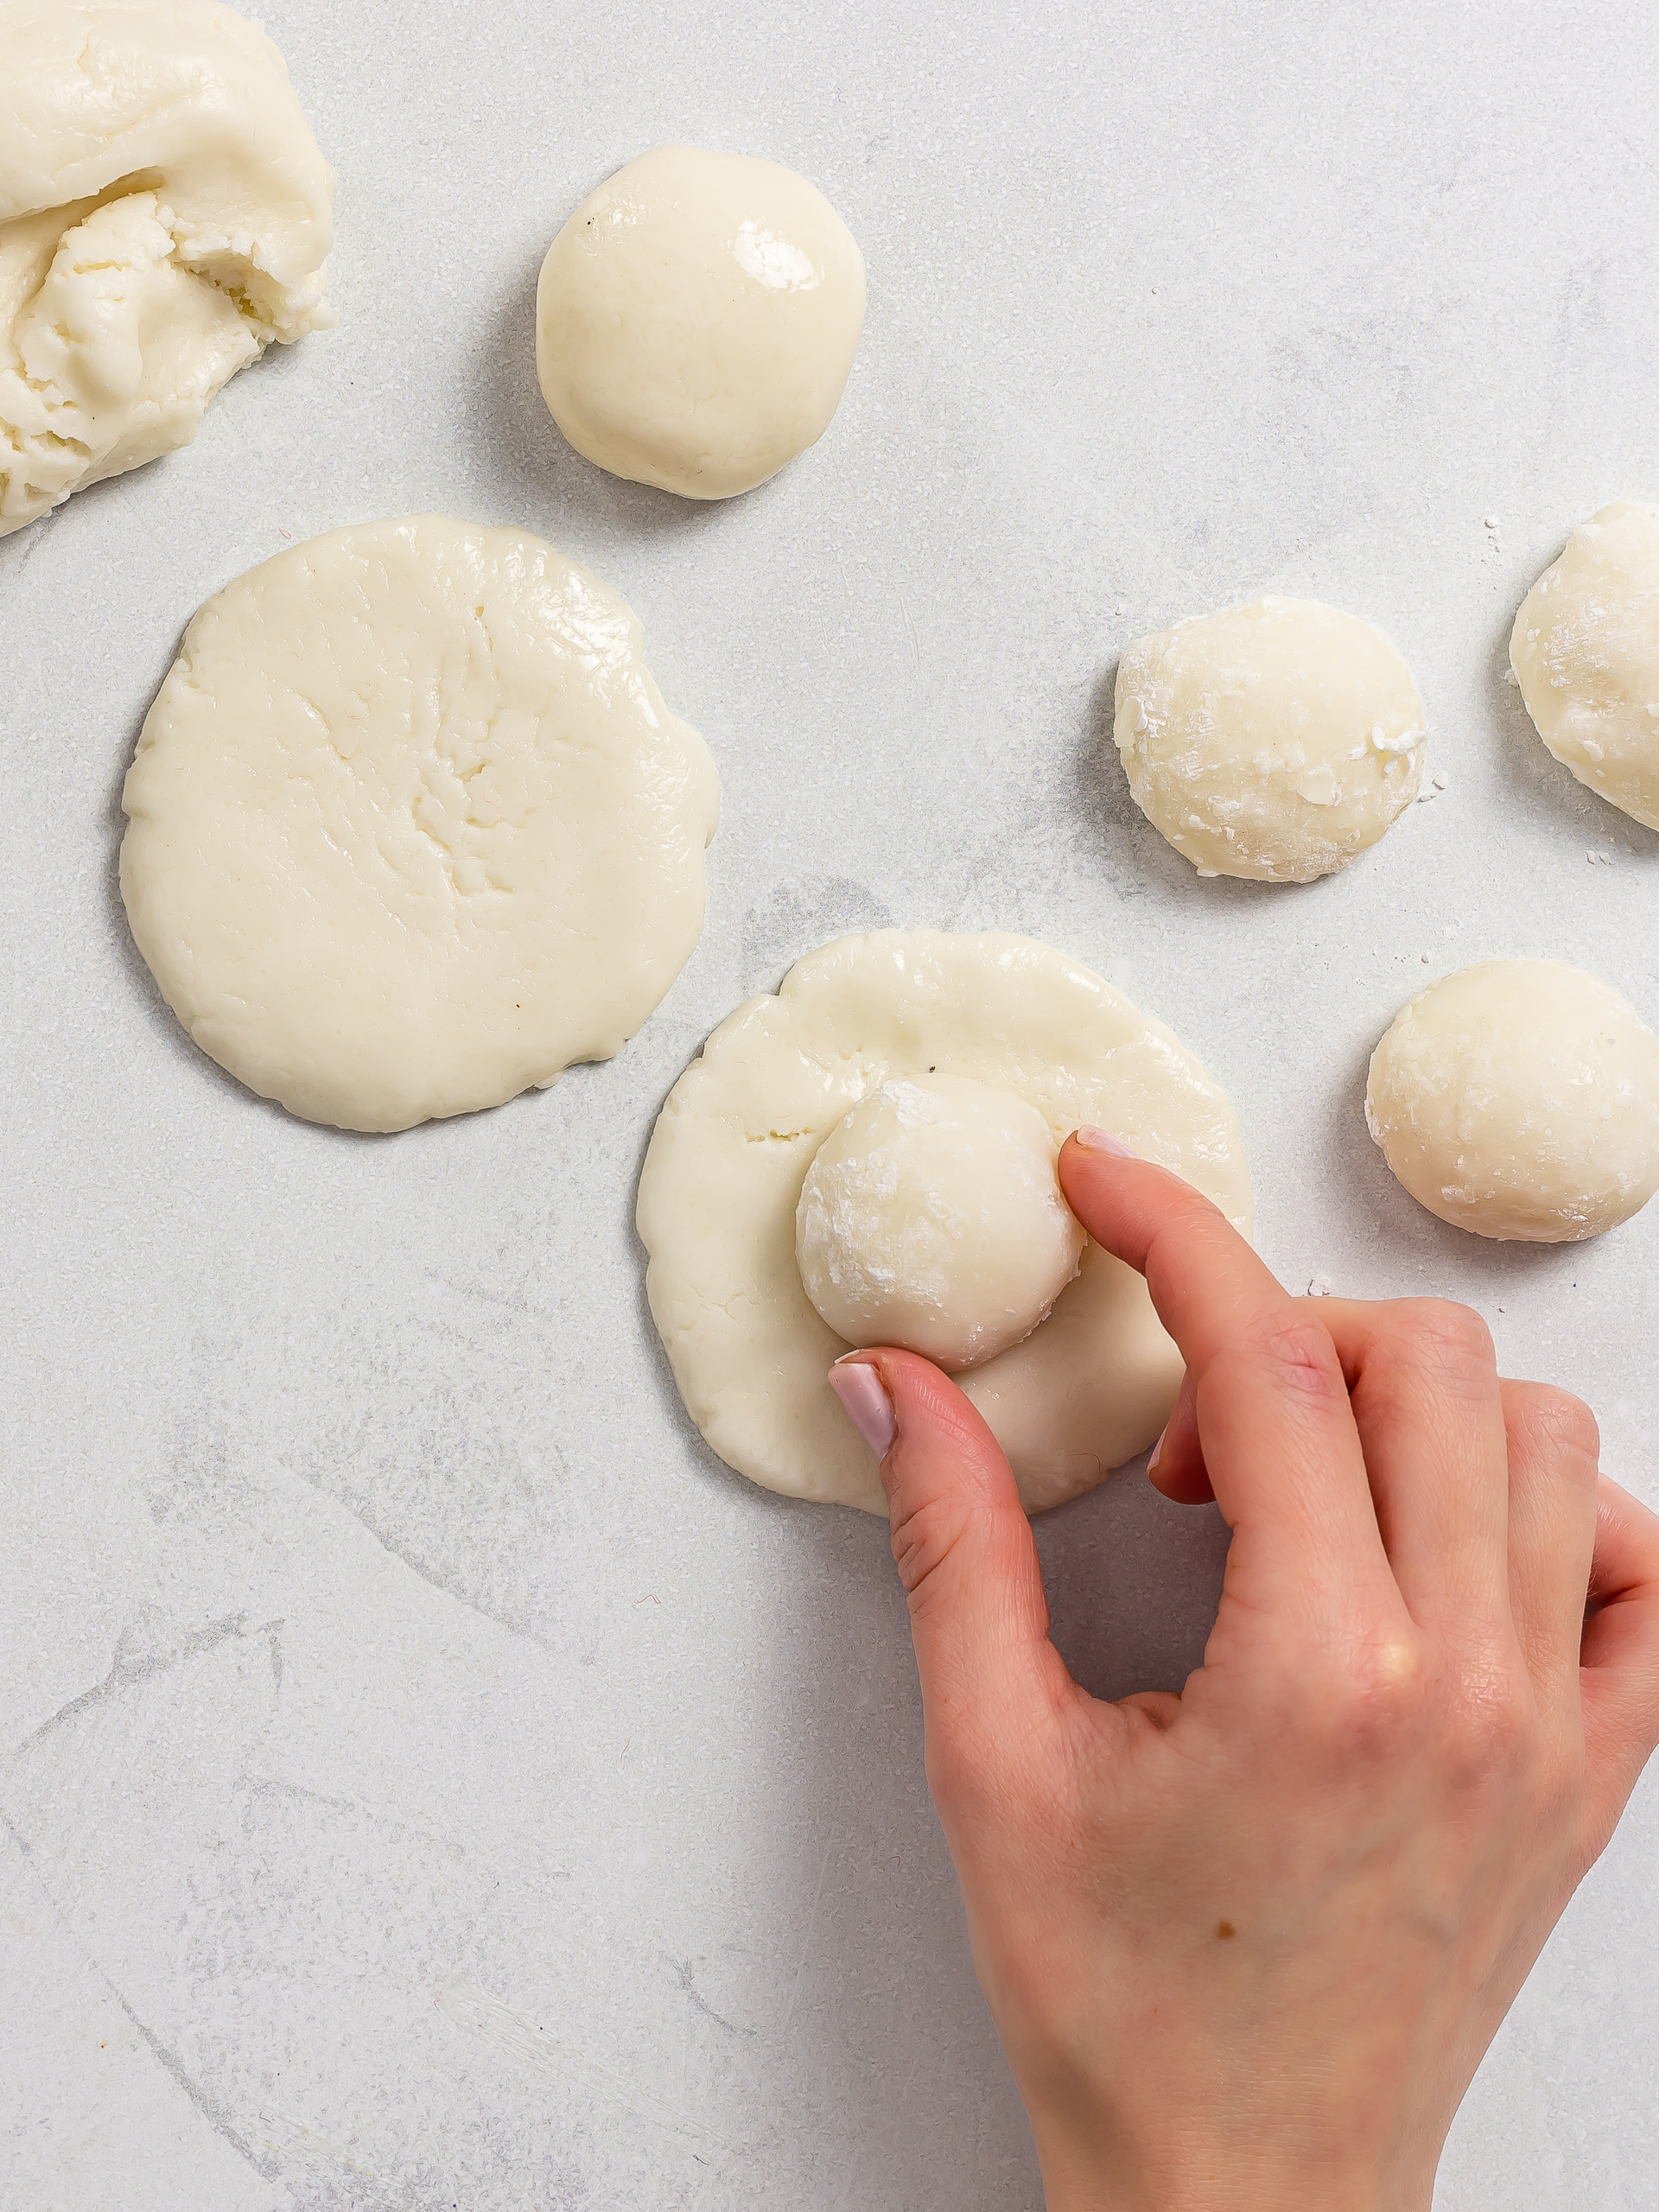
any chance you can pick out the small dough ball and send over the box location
[1510,500,1659,830]
[120,517,720,1134]
[536,144,865,500]
[795,1076,1084,1369]
[1,0,334,537]
[1115,596,1427,882]
[1365,959,1659,1242]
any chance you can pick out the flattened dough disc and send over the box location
[121,517,720,1133]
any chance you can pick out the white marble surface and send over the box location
[3,2,1658,2203]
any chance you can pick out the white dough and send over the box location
[120,517,720,1134]
[535,145,865,501]
[1510,500,1659,830]
[0,0,334,537]
[1115,597,1426,882]
[638,931,1252,1515]
[795,1076,1085,1370]
[1365,960,1659,1242]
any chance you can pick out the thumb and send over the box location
[830,1350,1077,1809]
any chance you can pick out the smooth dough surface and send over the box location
[535,144,865,501]
[639,932,1252,1516]
[121,517,720,1133]
[1115,597,1426,882]
[1510,500,1659,830]
[0,0,334,537]
[1365,959,1659,1242]
[795,1075,1086,1370]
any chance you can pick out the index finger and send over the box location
[1058,1128,1287,1372]
[1059,1131,1398,1623]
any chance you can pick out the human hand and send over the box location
[828,1133,1659,2212]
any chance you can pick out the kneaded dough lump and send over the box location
[796,1076,1085,1370]
[1365,960,1659,1242]
[0,0,334,537]
[120,517,720,1133]
[536,145,865,500]
[639,931,1252,1516]
[1115,597,1426,882]
[1510,501,1659,830]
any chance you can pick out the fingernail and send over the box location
[1075,1126,1137,1158]
[1147,1425,1167,1475]
[829,1358,897,1459]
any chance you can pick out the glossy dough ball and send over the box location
[120,517,719,1134]
[795,1076,1085,1370]
[1115,597,1426,882]
[1510,501,1659,830]
[1365,960,1659,1242]
[638,931,1252,1516]
[535,144,865,500]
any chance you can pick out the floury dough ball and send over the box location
[1365,960,1659,1242]
[1510,500,1659,830]
[535,145,865,500]
[1115,597,1427,882]
[795,1076,1086,1370]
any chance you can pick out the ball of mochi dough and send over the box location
[120,517,719,1134]
[795,1076,1085,1370]
[535,144,865,500]
[1115,597,1427,882]
[1365,960,1659,1242]
[1510,500,1659,830]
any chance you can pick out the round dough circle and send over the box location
[795,1075,1086,1370]
[1114,596,1426,882]
[1365,960,1659,1242]
[1510,500,1659,830]
[639,931,1252,1515]
[1,0,334,537]
[535,144,866,501]
[120,516,720,1134]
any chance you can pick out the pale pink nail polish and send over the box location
[1075,1126,1138,1158]
[829,1360,897,1459]
[1147,1424,1167,1475]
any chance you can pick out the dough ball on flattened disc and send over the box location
[120,516,720,1134]
[638,931,1251,1516]
[795,1075,1085,1370]
[1510,500,1659,830]
[1114,597,1426,882]
[536,144,865,501]
[1365,959,1659,1242]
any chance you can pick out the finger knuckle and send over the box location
[922,1726,1034,1834]
[1511,1381,1601,1471]
[1308,1636,1434,1758]
[921,1728,988,1821]
[1440,1669,1540,1795]
[1232,1313,1345,1405]
[1404,1297,1497,1367]
[1393,1299,1497,1394]
[888,1492,975,1611]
